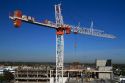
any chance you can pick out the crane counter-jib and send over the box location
[9,16,58,29]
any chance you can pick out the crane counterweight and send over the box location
[13,10,22,27]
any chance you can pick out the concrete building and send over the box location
[0,66,17,75]
[14,66,50,83]
[96,59,113,80]
[96,59,112,67]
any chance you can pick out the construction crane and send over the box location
[9,4,116,83]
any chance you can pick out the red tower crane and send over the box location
[9,4,115,83]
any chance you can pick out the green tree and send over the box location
[3,70,14,82]
[0,75,5,83]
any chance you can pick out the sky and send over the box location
[0,0,125,63]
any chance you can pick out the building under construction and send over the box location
[14,65,50,83]
[14,59,114,83]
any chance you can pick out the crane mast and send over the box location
[55,4,64,83]
[9,4,116,83]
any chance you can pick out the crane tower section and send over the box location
[55,4,64,83]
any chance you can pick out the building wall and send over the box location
[96,59,112,67]
[96,59,113,80]
[96,60,106,67]
[99,66,112,71]
[99,73,111,79]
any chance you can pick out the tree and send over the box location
[3,70,14,82]
[0,75,5,83]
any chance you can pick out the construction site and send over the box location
[7,3,117,83]
[12,59,114,83]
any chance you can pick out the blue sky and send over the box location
[0,0,125,63]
